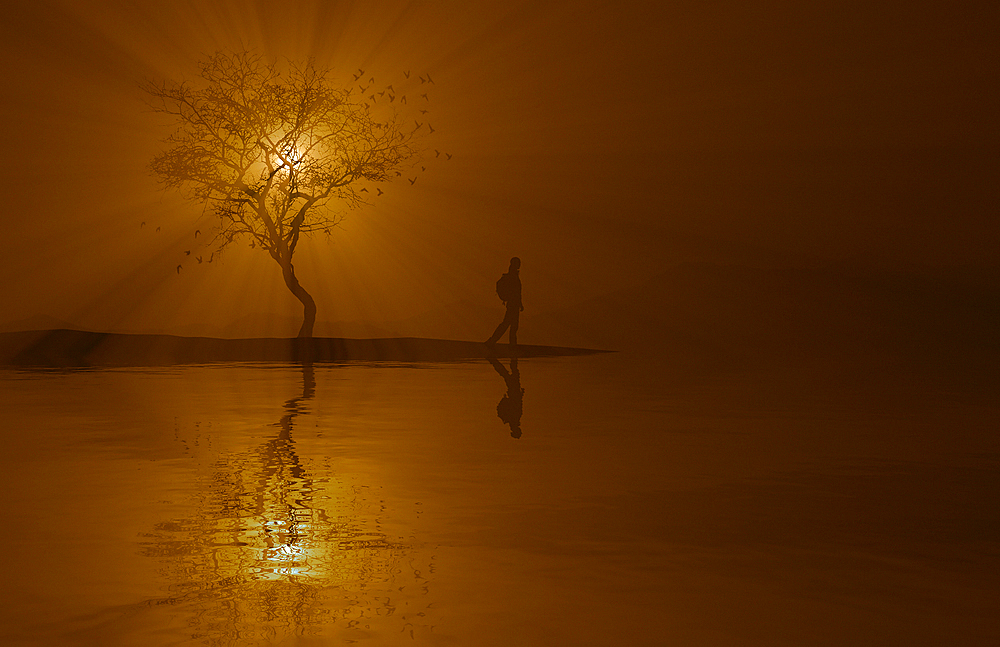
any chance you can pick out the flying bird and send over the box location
[196,256,202,263]
[446,153,452,160]
[184,250,190,255]
[378,90,385,97]
[386,84,394,93]
[435,149,440,157]
[368,77,374,84]
[156,226,161,233]
[176,265,182,274]
[140,221,145,228]
[421,166,426,171]
[428,124,435,133]
[358,68,365,75]
[426,73,434,84]
[353,72,361,81]
[194,229,201,238]
[404,70,410,78]
[420,109,429,114]
[400,95,407,104]
[359,84,368,93]
[360,187,369,193]
[389,94,395,102]
[414,120,422,130]
[395,171,402,176]
[409,177,416,185]
[419,75,426,83]
[208,252,214,263]
[420,93,429,100]
[376,187,384,196]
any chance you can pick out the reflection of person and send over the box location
[486,257,523,346]
[489,356,523,438]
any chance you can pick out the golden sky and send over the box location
[0,0,997,337]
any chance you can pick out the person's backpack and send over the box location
[496,272,515,304]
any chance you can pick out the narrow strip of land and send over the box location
[0,330,610,366]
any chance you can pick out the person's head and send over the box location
[509,257,521,271]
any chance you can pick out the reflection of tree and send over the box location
[489,356,524,438]
[139,363,420,645]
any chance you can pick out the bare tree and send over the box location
[146,51,421,338]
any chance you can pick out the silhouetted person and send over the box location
[489,356,523,438]
[486,257,522,346]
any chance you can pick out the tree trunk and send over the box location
[280,261,317,339]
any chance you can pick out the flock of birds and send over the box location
[351,68,434,108]
[150,69,450,276]
[140,221,217,274]
[351,68,453,189]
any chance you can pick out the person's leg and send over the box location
[488,308,518,344]
[487,317,509,344]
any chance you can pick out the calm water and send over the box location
[0,353,997,646]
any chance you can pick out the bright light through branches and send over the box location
[145,51,432,338]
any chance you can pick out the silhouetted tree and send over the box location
[146,51,421,337]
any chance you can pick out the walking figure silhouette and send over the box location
[486,257,522,346]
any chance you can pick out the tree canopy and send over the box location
[146,51,424,338]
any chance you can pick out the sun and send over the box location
[273,144,305,169]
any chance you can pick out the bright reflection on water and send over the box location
[0,354,997,646]
[135,364,413,643]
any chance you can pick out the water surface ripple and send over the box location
[0,354,997,645]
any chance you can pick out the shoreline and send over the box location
[0,329,612,366]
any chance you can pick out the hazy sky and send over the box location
[1,0,997,334]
